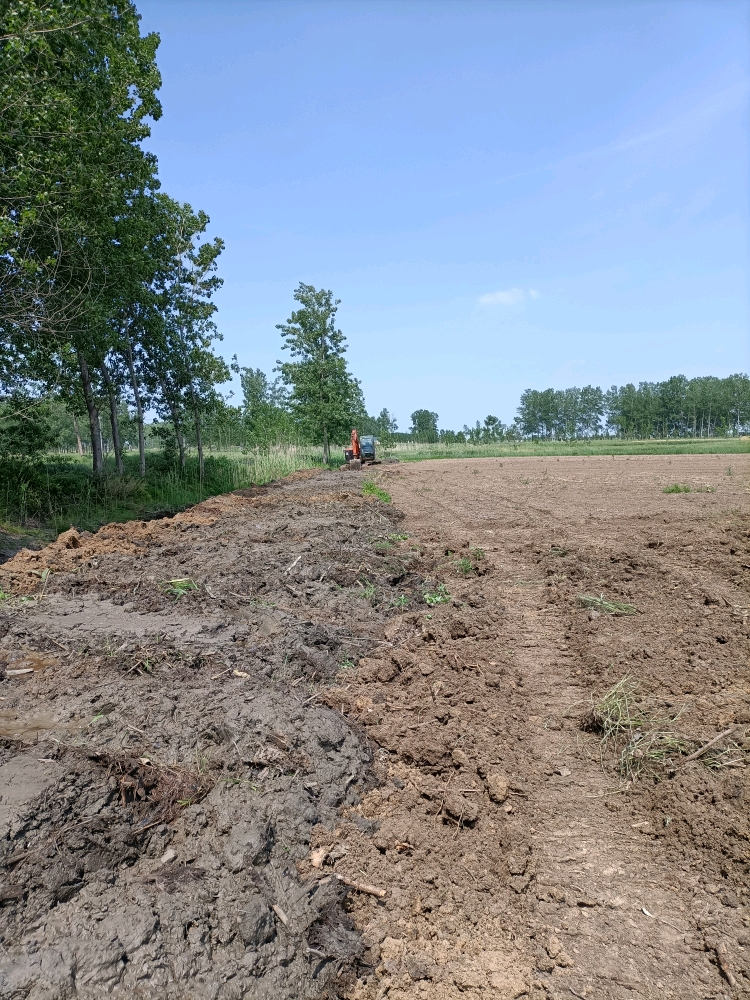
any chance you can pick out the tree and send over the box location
[410,409,439,442]
[276,283,363,464]
[0,0,162,473]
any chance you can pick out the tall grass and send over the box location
[380,437,750,461]
[0,444,325,537]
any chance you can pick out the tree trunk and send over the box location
[192,389,204,484]
[124,336,146,476]
[322,424,329,465]
[169,404,186,470]
[72,413,84,456]
[100,361,124,475]
[77,352,103,475]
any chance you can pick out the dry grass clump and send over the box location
[577,593,639,616]
[581,676,744,779]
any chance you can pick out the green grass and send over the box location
[0,444,325,537]
[663,483,691,493]
[380,437,750,462]
[423,582,450,605]
[159,578,199,599]
[362,481,391,503]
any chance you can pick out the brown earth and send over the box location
[0,454,749,1000]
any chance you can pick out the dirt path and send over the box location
[328,455,750,1000]
[0,455,748,1000]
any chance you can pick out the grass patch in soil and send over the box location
[362,481,392,503]
[578,593,639,615]
[663,483,692,493]
[582,676,747,780]
[423,582,450,605]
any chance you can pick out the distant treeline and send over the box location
[7,373,748,460]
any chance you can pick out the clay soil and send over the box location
[0,454,749,1000]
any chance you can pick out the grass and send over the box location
[362,481,391,503]
[423,582,450,605]
[160,578,199,599]
[380,436,750,462]
[663,483,691,493]
[578,593,639,616]
[582,676,746,780]
[0,444,325,537]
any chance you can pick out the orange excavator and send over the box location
[342,428,378,470]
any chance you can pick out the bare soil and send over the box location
[1,454,749,1000]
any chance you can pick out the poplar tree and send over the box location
[276,284,363,464]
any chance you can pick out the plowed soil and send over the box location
[1,454,749,1000]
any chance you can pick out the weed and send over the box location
[362,481,391,503]
[0,591,9,601]
[388,533,409,541]
[423,583,450,605]
[389,594,409,610]
[695,484,716,493]
[373,539,392,551]
[195,750,210,775]
[455,557,474,575]
[580,676,745,780]
[577,593,639,616]
[726,465,734,476]
[358,581,376,602]
[471,547,485,561]
[549,546,568,556]
[160,578,199,599]
[663,483,691,493]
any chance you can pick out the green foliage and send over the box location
[410,409,439,443]
[362,482,391,503]
[0,446,324,532]
[423,583,450,605]
[0,393,57,457]
[276,283,363,463]
[663,483,691,493]
[160,578,198,599]
[515,376,750,440]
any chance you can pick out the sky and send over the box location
[137,0,750,430]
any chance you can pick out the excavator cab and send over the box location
[360,435,376,462]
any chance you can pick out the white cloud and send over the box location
[478,287,539,306]
[478,287,525,306]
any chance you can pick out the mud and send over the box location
[1,454,749,999]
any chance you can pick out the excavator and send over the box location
[342,428,379,470]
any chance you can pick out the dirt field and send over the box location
[1,454,749,999]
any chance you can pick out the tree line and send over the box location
[1,0,233,480]
[514,376,750,440]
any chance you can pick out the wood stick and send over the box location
[683,727,738,763]
[716,941,736,988]
[334,873,387,898]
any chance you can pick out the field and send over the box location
[381,436,750,462]
[0,453,749,999]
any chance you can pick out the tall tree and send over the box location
[276,284,363,464]
[410,409,439,442]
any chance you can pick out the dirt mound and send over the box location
[0,469,422,999]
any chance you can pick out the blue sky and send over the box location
[137,0,750,430]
